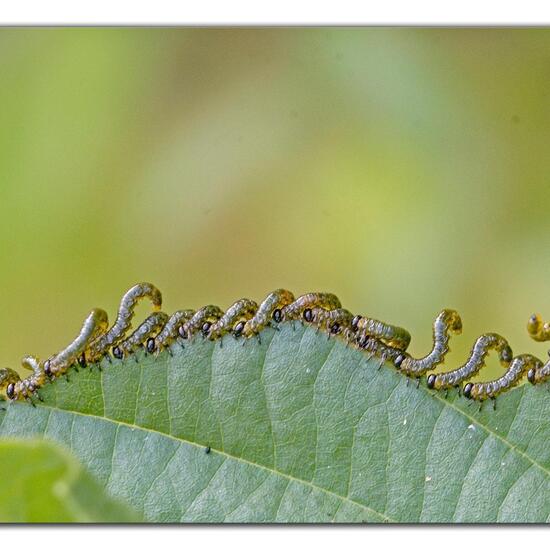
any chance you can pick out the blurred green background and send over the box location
[1,28,549,380]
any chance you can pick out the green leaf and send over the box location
[0,437,140,522]
[1,323,549,523]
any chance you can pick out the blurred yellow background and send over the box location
[1,28,549,379]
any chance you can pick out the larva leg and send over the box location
[45,309,109,379]
[87,282,162,363]
[395,310,462,379]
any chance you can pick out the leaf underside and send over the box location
[1,322,549,523]
[0,438,140,522]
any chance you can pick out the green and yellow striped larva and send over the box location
[426,333,513,393]
[527,313,550,342]
[393,309,462,378]
[208,299,259,340]
[242,289,295,338]
[86,282,162,363]
[146,309,195,354]
[351,315,411,351]
[112,312,169,360]
[304,307,354,337]
[282,293,342,323]
[463,354,542,408]
[44,308,109,379]
[179,305,224,340]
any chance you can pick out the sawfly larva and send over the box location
[147,309,195,354]
[463,354,542,408]
[208,299,258,340]
[45,308,109,379]
[86,282,162,362]
[179,305,224,340]
[526,313,550,342]
[112,312,169,360]
[282,293,342,322]
[352,315,411,351]
[242,289,295,338]
[393,309,462,378]
[304,307,354,337]
[427,333,513,392]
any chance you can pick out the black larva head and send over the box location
[233,321,245,337]
[303,309,313,323]
[6,383,15,400]
[112,346,123,360]
[426,374,436,389]
[394,355,405,369]
[351,315,362,332]
[463,383,473,399]
[201,322,212,336]
[146,338,156,354]
[330,322,341,335]
[178,326,188,339]
[272,309,282,323]
[527,368,536,384]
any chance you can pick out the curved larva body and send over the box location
[427,333,513,391]
[306,307,354,336]
[180,305,224,339]
[113,312,169,359]
[242,289,295,337]
[394,309,462,377]
[47,309,109,378]
[282,293,342,321]
[527,358,550,385]
[10,355,48,400]
[154,310,195,350]
[526,313,550,342]
[464,354,542,401]
[353,316,411,351]
[208,299,258,340]
[87,282,162,362]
